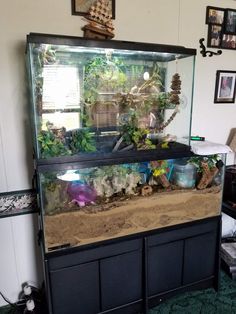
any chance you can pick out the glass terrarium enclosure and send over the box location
[39,155,224,252]
[26,34,224,254]
[26,34,196,160]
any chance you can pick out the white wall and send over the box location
[1,0,236,306]
[0,214,43,306]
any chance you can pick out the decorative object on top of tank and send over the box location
[188,155,222,190]
[67,181,97,207]
[199,38,222,57]
[81,0,115,39]
[72,0,115,19]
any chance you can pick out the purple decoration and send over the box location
[67,182,97,207]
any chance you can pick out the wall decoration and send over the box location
[72,0,115,19]
[0,190,37,216]
[221,34,236,49]
[224,9,236,34]
[199,38,222,57]
[214,70,236,103]
[205,6,236,51]
[207,25,222,48]
[205,6,225,25]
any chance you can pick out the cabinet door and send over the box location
[100,250,142,311]
[148,240,184,296]
[49,261,100,314]
[183,232,217,285]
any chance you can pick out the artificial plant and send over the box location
[70,129,96,154]
[188,155,221,190]
[32,44,57,116]
[37,130,71,158]
[188,155,220,173]
[114,112,156,151]
[149,160,170,188]
[84,55,127,105]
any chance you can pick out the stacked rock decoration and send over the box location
[169,73,181,105]
[157,73,182,132]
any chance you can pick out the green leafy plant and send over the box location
[84,56,127,105]
[188,155,220,173]
[38,130,71,158]
[157,92,172,109]
[120,113,155,150]
[70,129,96,154]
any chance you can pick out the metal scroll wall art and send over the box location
[199,38,222,57]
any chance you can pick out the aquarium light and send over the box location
[57,170,81,181]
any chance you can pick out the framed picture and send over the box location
[214,70,236,103]
[207,24,222,48]
[224,9,236,34]
[71,0,116,19]
[221,33,236,49]
[206,6,225,25]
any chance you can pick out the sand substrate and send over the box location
[44,186,222,251]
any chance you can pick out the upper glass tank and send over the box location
[26,33,196,161]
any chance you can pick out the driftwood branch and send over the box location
[112,136,124,152]
[197,161,218,190]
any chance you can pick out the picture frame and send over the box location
[206,6,225,25]
[224,9,236,34]
[214,70,236,103]
[207,24,222,48]
[71,0,116,19]
[221,33,236,49]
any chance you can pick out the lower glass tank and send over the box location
[40,155,224,252]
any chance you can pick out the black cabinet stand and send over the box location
[43,216,221,314]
